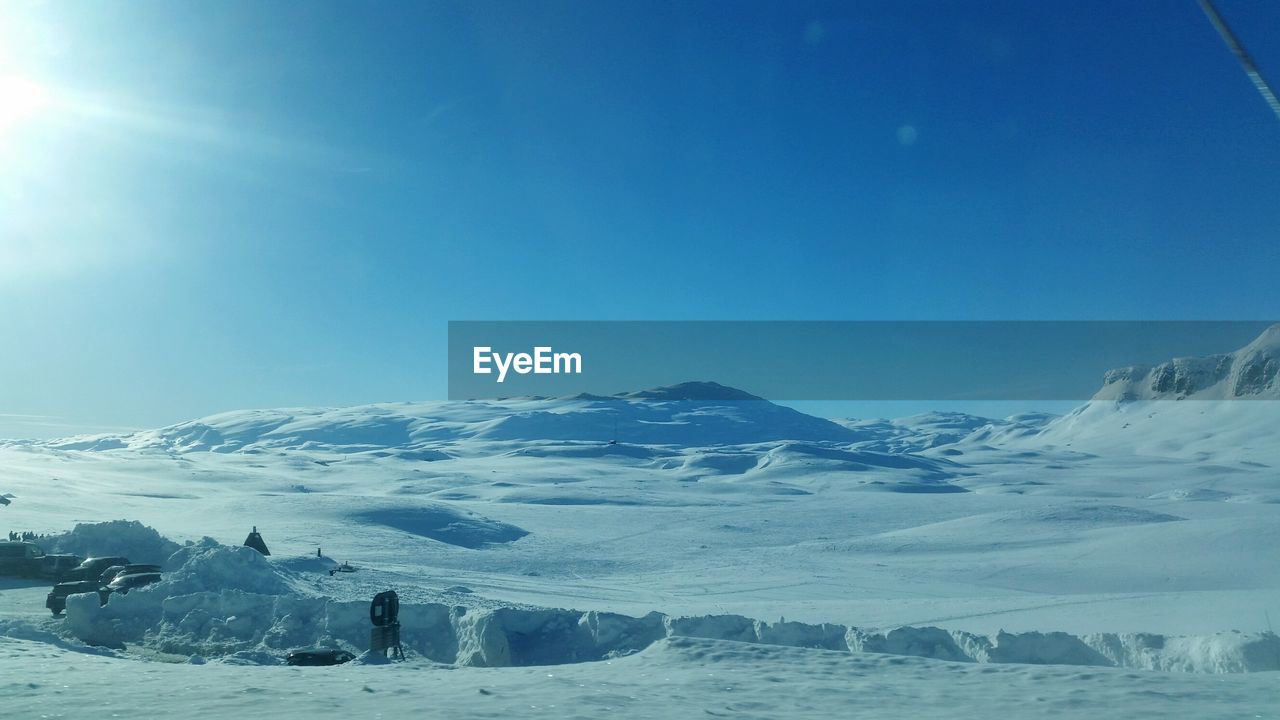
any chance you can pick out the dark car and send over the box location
[62,557,130,582]
[106,571,161,594]
[285,648,356,666]
[0,541,46,578]
[100,564,161,584]
[46,580,110,615]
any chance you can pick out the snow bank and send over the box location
[49,527,1280,674]
[160,544,290,595]
[1087,630,1280,673]
[64,583,1280,673]
[38,520,183,566]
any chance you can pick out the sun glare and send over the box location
[0,75,51,131]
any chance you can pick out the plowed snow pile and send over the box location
[29,523,1276,673]
[38,520,183,565]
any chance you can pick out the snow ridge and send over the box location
[34,537,1280,674]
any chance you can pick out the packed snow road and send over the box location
[1,635,1276,720]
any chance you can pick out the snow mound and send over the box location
[748,443,967,493]
[1015,505,1185,527]
[42,436,128,451]
[1147,488,1234,502]
[55,540,1280,674]
[676,451,760,476]
[839,412,1003,453]
[62,544,298,652]
[161,545,292,596]
[754,443,956,477]
[38,520,183,566]
[350,505,529,549]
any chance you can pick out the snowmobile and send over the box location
[328,561,357,576]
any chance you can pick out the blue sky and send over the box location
[1,1,1278,436]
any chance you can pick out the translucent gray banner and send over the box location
[447,321,1279,401]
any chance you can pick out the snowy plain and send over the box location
[1,327,1279,717]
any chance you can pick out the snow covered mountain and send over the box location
[31,381,861,455]
[1093,324,1280,401]
[20,327,1280,468]
[964,325,1280,463]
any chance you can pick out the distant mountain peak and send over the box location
[615,381,765,402]
[1095,324,1280,401]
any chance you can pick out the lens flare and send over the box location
[0,75,50,130]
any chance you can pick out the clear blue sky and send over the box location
[1,1,1278,436]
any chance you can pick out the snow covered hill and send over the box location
[968,325,1280,465]
[24,381,862,455]
[836,411,1055,454]
[1093,323,1280,401]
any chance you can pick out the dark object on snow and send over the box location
[60,556,130,583]
[46,580,111,615]
[369,590,404,660]
[328,561,356,576]
[0,495,10,505]
[370,590,399,627]
[285,648,355,666]
[106,572,161,594]
[243,526,270,556]
[0,541,46,578]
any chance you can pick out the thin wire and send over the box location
[1198,0,1280,121]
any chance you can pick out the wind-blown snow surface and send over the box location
[2,327,1280,719]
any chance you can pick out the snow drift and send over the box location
[42,527,1280,674]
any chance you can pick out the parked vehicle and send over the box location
[100,564,161,584]
[40,554,83,580]
[61,556,130,582]
[0,541,46,578]
[46,580,110,615]
[285,648,355,666]
[106,571,161,594]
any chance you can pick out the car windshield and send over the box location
[1,3,1278,718]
